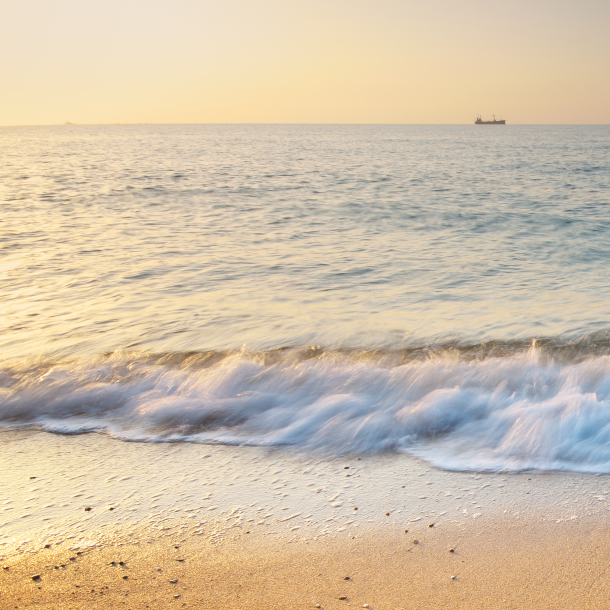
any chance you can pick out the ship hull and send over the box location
[475,120,506,125]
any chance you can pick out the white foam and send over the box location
[5,345,610,472]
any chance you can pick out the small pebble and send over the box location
[118,561,125,566]
[29,476,36,480]
[2,566,8,570]
[174,594,181,599]
[122,575,128,580]
[32,574,41,581]
[449,548,455,553]
[413,539,418,544]
[109,507,115,511]
[338,595,348,600]
[363,605,370,609]
[404,529,408,533]
[169,579,178,584]
[84,507,92,512]
[429,523,434,528]
[315,605,322,608]
[44,544,51,549]
[385,512,390,516]
[451,575,457,580]
[344,467,349,470]
[344,576,350,580]
[353,507,358,510]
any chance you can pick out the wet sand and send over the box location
[3,430,610,608]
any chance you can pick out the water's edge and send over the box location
[4,338,610,472]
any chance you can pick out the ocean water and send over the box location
[2,124,610,472]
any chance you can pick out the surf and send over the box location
[4,339,610,472]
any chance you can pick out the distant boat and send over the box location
[475,115,506,125]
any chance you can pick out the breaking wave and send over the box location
[5,338,610,472]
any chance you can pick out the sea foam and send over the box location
[4,343,610,472]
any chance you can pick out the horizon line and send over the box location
[2,122,610,128]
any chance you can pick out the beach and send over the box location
[5,515,610,609]
[3,430,610,608]
[3,124,610,608]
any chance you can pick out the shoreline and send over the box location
[4,429,610,607]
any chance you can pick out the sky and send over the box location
[2,0,609,125]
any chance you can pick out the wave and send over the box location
[5,338,610,472]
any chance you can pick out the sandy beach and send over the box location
[4,510,610,609]
[3,429,610,608]
[4,120,610,608]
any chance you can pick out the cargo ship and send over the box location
[475,115,506,125]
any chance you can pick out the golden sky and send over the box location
[2,0,609,125]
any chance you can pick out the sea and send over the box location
[2,124,610,473]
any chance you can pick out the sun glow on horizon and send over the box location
[2,0,609,126]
